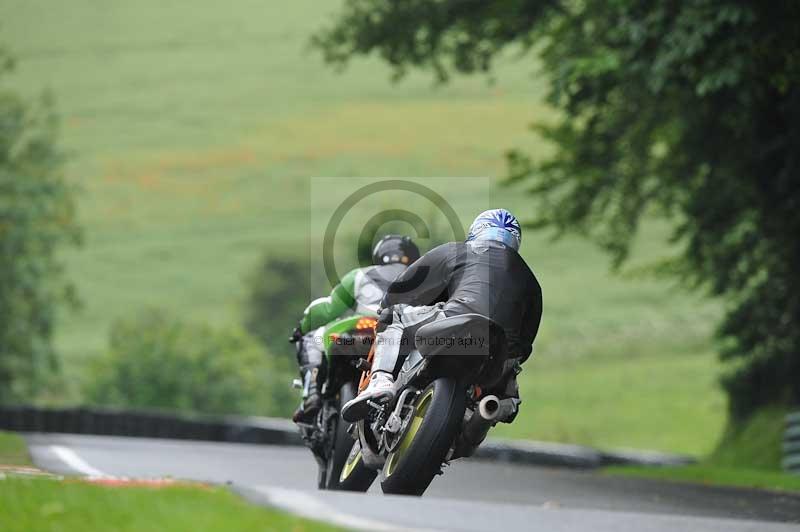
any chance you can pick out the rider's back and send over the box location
[383,241,542,360]
[353,262,407,314]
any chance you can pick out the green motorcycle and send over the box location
[293,315,378,491]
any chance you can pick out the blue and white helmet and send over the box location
[466,209,522,251]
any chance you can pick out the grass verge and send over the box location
[708,407,787,470]
[0,430,344,531]
[0,476,346,532]
[606,407,800,493]
[605,464,800,493]
[0,431,32,467]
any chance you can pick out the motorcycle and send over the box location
[292,315,379,491]
[341,312,518,496]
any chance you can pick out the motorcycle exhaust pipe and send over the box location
[456,395,515,458]
[477,395,502,421]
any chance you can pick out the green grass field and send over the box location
[605,465,800,493]
[1,0,725,455]
[0,431,32,467]
[605,408,799,490]
[0,477,345,532]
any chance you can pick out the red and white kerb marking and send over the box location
[49,445,189,488]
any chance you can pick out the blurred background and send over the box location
[1,0,796,477]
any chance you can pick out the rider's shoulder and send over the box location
[337,267,360,287]
[357,262,405,278]
[427,241,462,255]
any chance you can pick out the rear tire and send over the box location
[380,377,466,496]
[324,382,377,491]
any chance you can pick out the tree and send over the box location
[312,0,800,418]
[0,46,80,402]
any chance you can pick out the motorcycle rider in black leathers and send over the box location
[342,209,542,422]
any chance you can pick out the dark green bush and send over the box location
[243,254,312,358]
[86,310,294,416]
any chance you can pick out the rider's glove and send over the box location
[289,326,303,344]
[376,307,394,333]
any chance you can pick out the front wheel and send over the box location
[380,377,466,496]
[336,439,377,491]
[323,382,377,491]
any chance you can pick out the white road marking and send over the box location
[254,485,439,532]
[49,445,109,478]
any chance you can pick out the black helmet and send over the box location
[372,235,420,266]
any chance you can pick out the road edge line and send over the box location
[49,445,109,478]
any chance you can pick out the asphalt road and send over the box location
[25,433,800,532]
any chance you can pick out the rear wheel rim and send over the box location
[384,388,434,478]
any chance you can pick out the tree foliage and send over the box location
[0,46,80,402]
[313,0,800,417]
[86,309,295,416]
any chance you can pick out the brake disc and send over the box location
[384,403,418,453]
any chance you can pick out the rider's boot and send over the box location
[292,367,322,423]
[341,371,395,422]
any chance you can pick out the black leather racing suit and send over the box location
[371,240,542,385]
